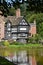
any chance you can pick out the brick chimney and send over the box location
[16,8,21,18]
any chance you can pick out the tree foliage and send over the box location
[0,0,9,16]
[11,0,43,12]
[8,7,15,16]
[25,13,43,38]
[0,0,43,16]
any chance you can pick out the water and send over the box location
[0,47,43,65]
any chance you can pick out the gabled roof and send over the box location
[5,16,23,25]
[4,16,36,26]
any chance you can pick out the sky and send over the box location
[6,0,13,3]
[6,0,27,3]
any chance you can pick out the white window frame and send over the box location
[20,28,26,30]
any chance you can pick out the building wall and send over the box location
[0,15,36,42]
[0,16,5,40]
[4,18,36,43]
[4,18,29,43]
[29,24,36,37]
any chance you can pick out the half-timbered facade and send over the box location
[5,17,30,43]
[0,9,36,43]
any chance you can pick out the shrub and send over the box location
[3,41,9,46]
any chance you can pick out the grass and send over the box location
[0,42,43,50]
[8,43,43,48]
[4,43,43,51]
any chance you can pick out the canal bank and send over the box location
[0,44,43,49]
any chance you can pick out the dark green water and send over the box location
[0,47,43,65]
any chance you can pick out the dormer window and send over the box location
[5,20,11,28]
[7,22,11,28]
[7,23,11,26]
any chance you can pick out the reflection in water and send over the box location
[0,48,43,65]
[5,51,29,65]
[29,56,36,65]
[5,51,37,65]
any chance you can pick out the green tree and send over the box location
[0,0,9,16]
[11,0,43,13]
[28,0,43,13]
[20,3,27,16]
[25,13,43,39]
[8,7,16,16]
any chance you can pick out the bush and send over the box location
[3,41,9,46]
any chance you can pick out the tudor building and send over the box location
[0,9,36,43]
[5,17,30,43]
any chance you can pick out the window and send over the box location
[12,34,17,39]
[20,28,26,30]
[8,34,10,36]
[8,23,11,26]
[7,32,11,34]
[6,20,11,28]
[12,37,17,39]
[12,28,17,32]
[18,34,27,37]
[7,28,11,31]
[7,23,11,27]
[6,32,11,37]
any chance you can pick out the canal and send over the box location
[0,48,43,65]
